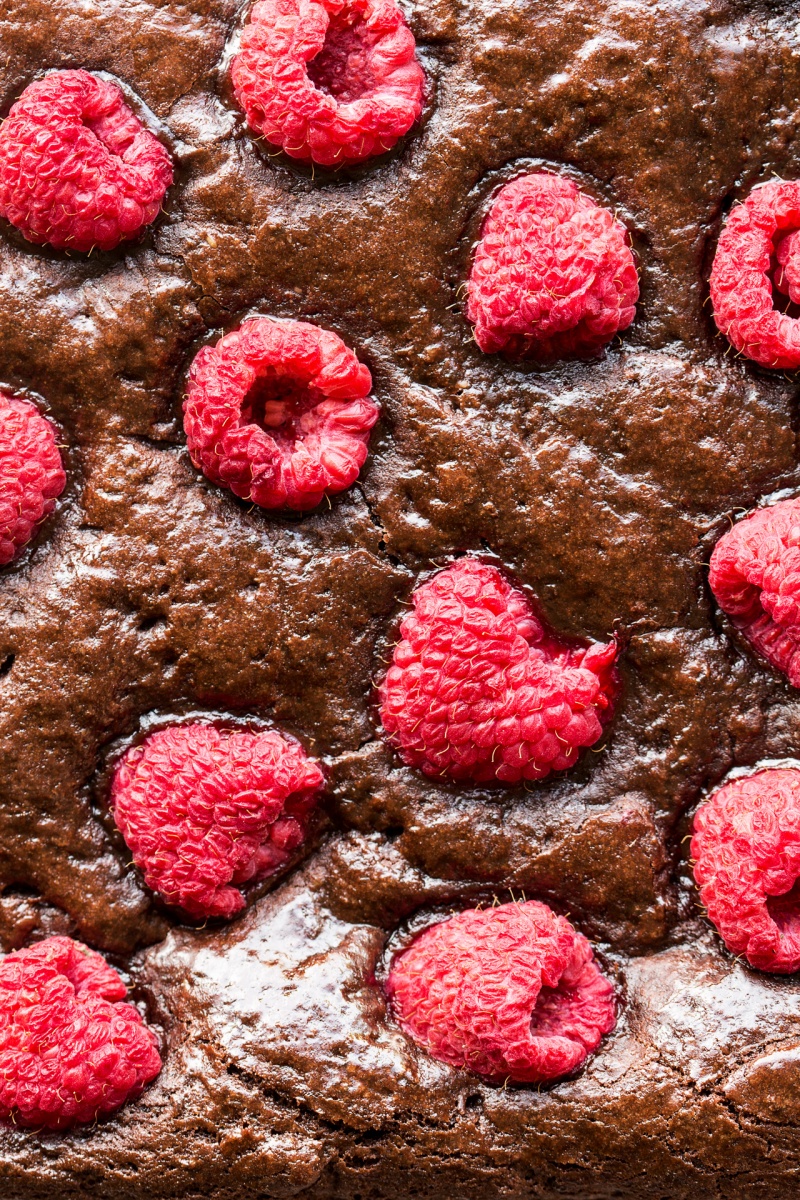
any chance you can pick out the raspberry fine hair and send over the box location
[111,724,325,920]
[775,228,800,303]
[709,496,800,687]
[0,69,173,253]
[692,768,800,974]
[466,172,639,361]
[231,0,425,168]
[0,936,161,1129]
[378,557,619,785]
[183,317,379,511]
[709,179,800,369]
[386,900,616,1084]
[0,392,65,565]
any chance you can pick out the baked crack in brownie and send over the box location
[2,0,800,1196]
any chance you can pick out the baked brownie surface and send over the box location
[2,0,800,1195]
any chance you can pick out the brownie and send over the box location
[2,0,800,1196]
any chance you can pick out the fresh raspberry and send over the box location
[0,935,161,1129]
[466,173,639,361]
[709,179,800,369]
[183,317,378,511]
[709,497,800,686]
[0,392,65,566]
[378,558,619,785]
[111,724,325,920]
[775,229,800,302]
[691,768,800,974]
[0,70,173,253]
[231,0,425,168]
[386,900,616,1084]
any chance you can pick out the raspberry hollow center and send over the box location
[240,373,324,449]
[307,11,378,103]
[766,877,800,940]
[772,228,800,313]
[529,978,578,1039]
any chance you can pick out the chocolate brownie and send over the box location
[2,0,800,1195]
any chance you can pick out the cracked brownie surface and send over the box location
[2,0,800,1195]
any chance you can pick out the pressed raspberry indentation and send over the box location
[386,901,616,1084]
[709,179,800,369]
[0,70,173,253]
[709,496,800,686]
[306,8,379,101]
[184,317,378,511]
[691,768,800,973]
[466,172,639,361]
[0,935,161,1129]
[378,558,619,786]
[111,724,325,920]
[0,392,66,565]
[231,0,425,168]
[775,229,800,304]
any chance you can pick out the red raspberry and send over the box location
[183,317,378,511]
[378,558,618,785]
[775,229,800,302]
[0,935,161,1129]
[0,70,173,253]
[111,724,325,920]
[0,392,65,566]
[466,173,639,361]
[386,900,616,1084]
[691,768,800,974]
[231,0,425,168]
[709,179,800,369]
[709,497,800,686]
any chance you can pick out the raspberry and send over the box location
[183,317,378,511]
[0,70,173,253]
[466,173,639,361]
[709,179,800,369]
[386,900,616,1084]
[709,497,800,686]
[775,228,800,303]
[111,724,325,920]
[231,0,425,168]
[0,392,66,566]
[378,559,618,786]
[691,768,800,974]
[0,935,161,1129]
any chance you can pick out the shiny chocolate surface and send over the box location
[1,0,800,1195]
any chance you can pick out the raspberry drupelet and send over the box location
[0,70,173,254]
[466,173,639,361]
[692,768,800,974]
[0,392,66,565]
[231,0,425,168]
[775,228,800,303]
[183,317,378,511]
[709,179,800,369]
[0,936,161,1129]
[386,900,616,1084]
[709,496,800,686]
[111,724,325,920]
[378,558,618,786]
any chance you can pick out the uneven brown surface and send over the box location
[2,0,800,1195]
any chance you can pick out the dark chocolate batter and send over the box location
[1,0,800,1195]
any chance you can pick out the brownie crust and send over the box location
[1,0,800,1196]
